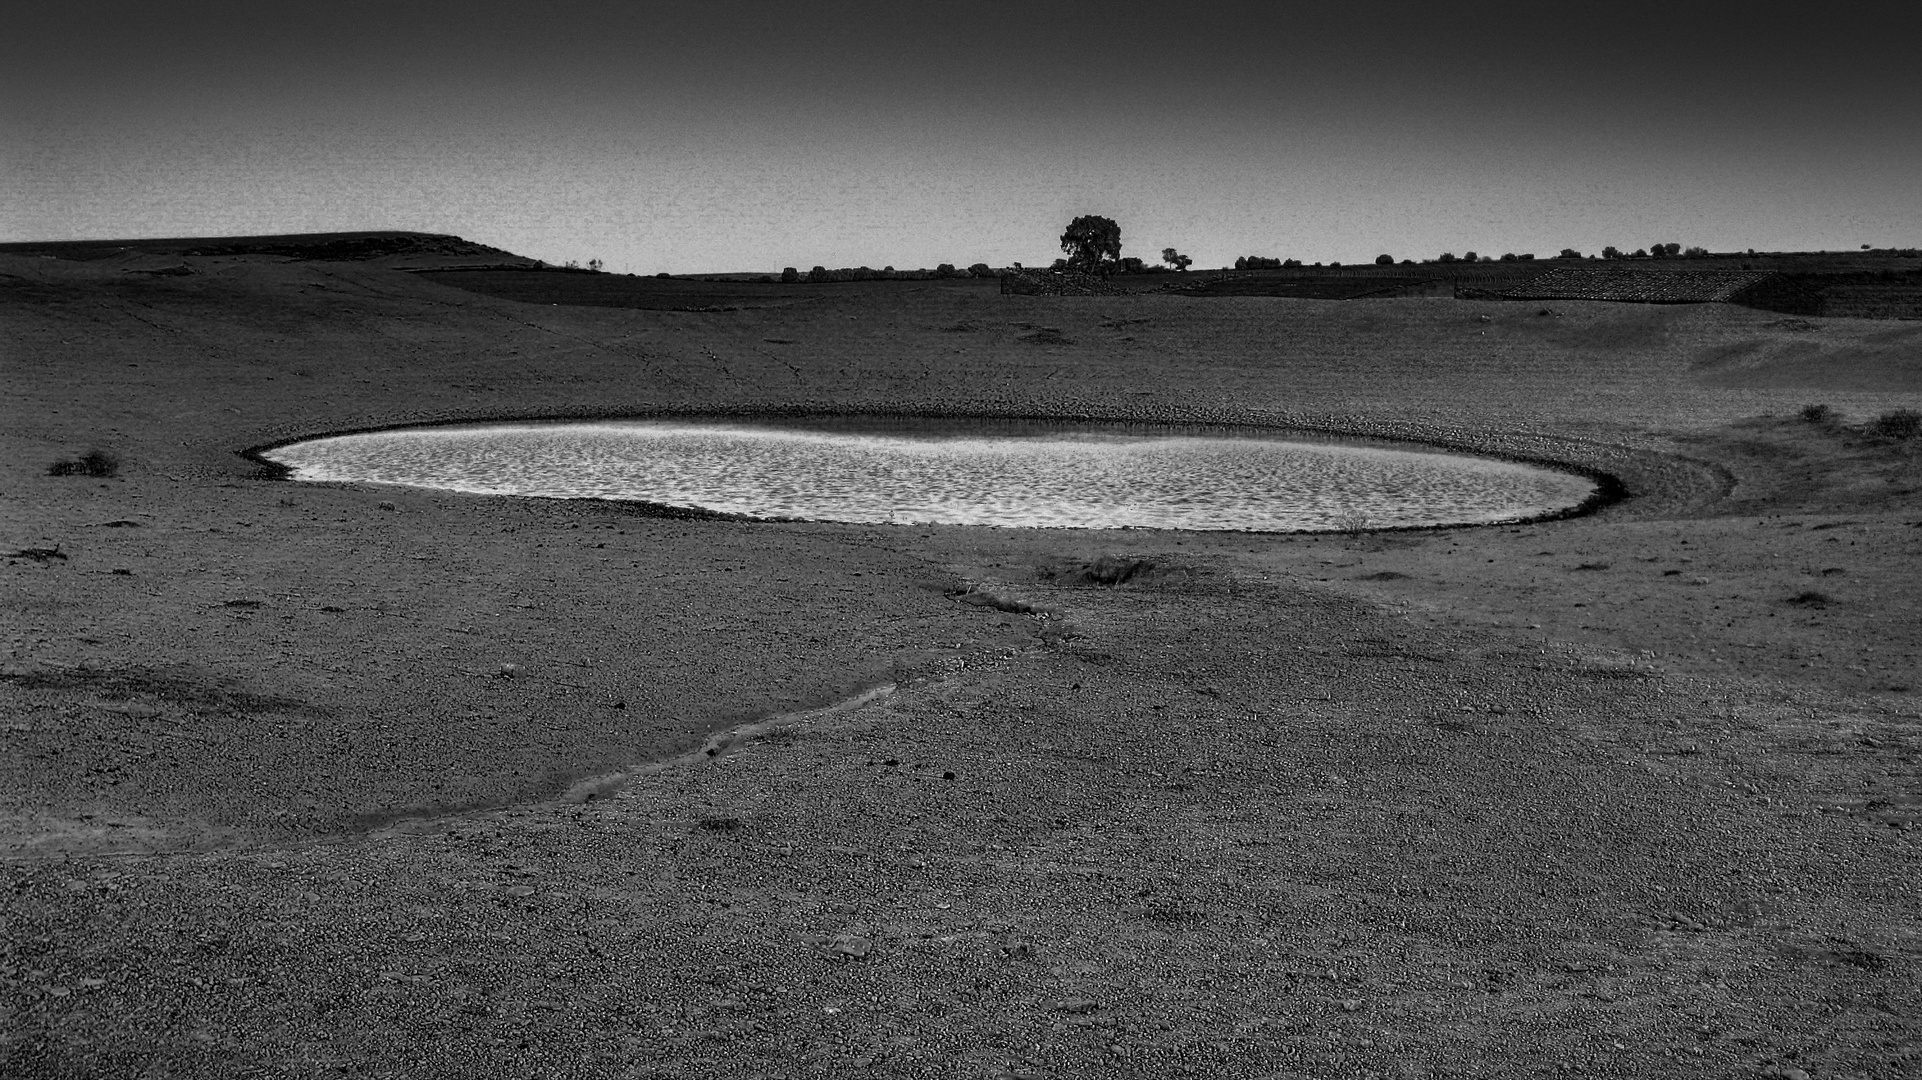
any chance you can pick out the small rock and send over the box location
[828,935,872,960]
[503,885,536,898]
[1340,998,1364,1012]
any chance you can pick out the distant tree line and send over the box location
[779,263,997,283]
[1597,243,1710,259]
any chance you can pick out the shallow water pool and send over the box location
[263,417,1599,531]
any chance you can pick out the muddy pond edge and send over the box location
[238,400,1636,534]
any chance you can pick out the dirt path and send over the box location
[2,253,1918,1078]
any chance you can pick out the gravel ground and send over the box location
[3,251,1919,1078]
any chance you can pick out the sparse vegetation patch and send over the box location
[1868,408,1920,440]
[48,448,120,477]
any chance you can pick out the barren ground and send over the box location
[2,252,1920,1079]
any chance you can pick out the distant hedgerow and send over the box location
[49,449,120,477]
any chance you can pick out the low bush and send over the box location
[1799,403,1839,426]
[49,449,120,477]
[1869,408,1920,440]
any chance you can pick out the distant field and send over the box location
[414,268,997,310]
[1735,269,1922,319]
[1174,274,1459,299]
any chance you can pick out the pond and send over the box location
[262,417,1600,532]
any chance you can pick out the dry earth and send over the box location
[2,249,1920,1079]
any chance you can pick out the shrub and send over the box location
[1117,257,1143,274]
[1799,403,1839,426]
[781,267,799,283]
[1463,252,1479,263]
[1499,252,1517,262]
[1869,408,1920,440]
[1559,248,1582,259]
[807,265,830,282]
[1375,254,1393,265]
[49,449,120,477]
[1683,246,1710,258]
[1602,246,1621,259]
[1282,258,1302,268]
[1438,252,1457,264]
[935,263,958,278]
[968,262,993,277]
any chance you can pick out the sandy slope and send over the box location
[2,252,1919,1078]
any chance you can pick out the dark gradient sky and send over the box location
[7,2,1919,271]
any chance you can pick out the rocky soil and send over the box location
[2,250,1919,1078]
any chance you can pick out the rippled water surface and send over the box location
[265,418,1598,531]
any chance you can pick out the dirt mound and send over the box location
[0,231,521,266]
[181,233,513,262]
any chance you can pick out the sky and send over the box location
[5,1,1920,273]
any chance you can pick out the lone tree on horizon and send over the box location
[1060,215,1122,274]
[1162,247,1192,272]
